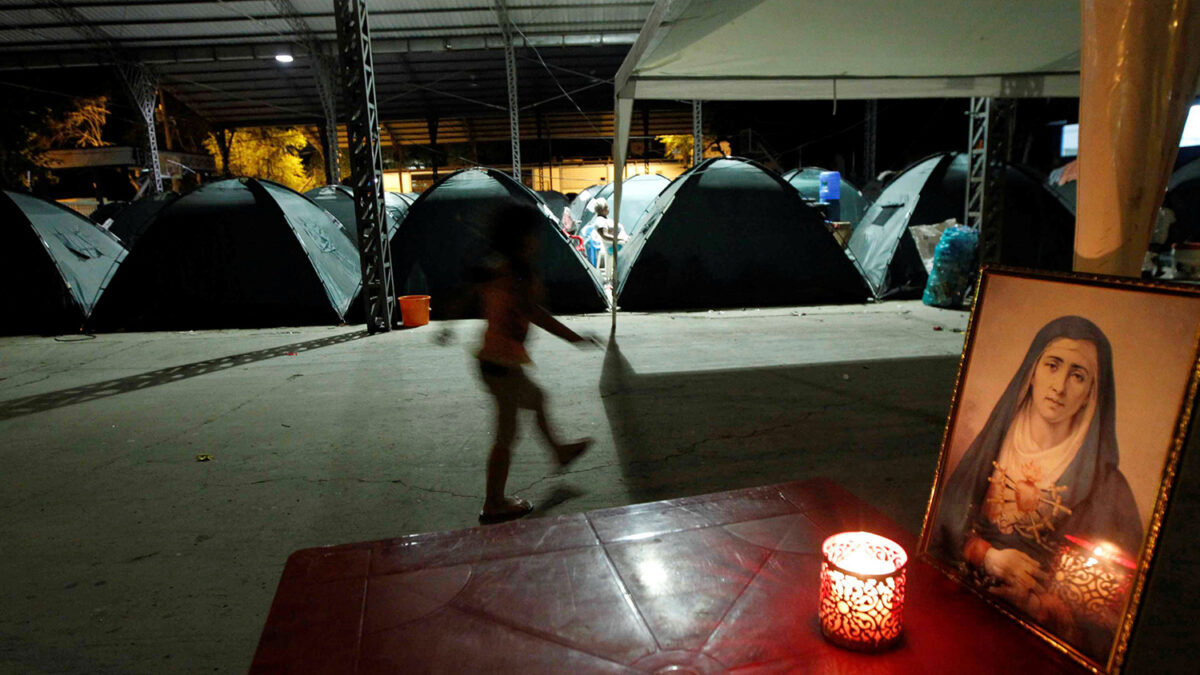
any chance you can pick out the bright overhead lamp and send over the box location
[275,53,294,64]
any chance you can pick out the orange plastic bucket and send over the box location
[398,295,431,327]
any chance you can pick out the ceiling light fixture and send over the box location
[275,54,294,64]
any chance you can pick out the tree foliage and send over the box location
[655,134,729,165]
[47,96,112,148]
[203,126,320,192]
[0,93,115,189]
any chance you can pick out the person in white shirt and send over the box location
[587,197,628,275]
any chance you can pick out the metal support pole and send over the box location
[317,121,339,185]
[964,97,988,231]
[427,116,439,182]
[495,0,522,183]
[46,1,162,193]
[643,106,651,172]
[965,97,1012,265]
[335,0,393,333]
[119,63,163,195]
[864,99,878,183]
[270,1,340,184]
[315,57,341,184]
[692,100,703,167]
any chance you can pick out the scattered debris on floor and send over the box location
[195,454,213,462]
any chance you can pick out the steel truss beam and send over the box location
[46,0,163,193]
[964,97,1013,265]
[335,0,393,333]
[692,100,702,167]
[864,99,877,183]
[269,0,339,183]
[120,62,165,194]
[494,0,522,183]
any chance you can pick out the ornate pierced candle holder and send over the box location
[819,531,907,652]
[1048,534,1135,631]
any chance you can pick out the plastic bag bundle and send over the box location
[922,225,979,308]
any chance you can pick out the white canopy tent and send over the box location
[609,0,1082,327]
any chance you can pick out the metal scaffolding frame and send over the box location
[46,0,163,194]
[270,0,341,184]
[335,0,393,334]
[315,58,341,184]
[964,97,1013,265]
[864,99,878,183]
[692,100,702,167]
[494,0,522,183]
[119,62,165,195]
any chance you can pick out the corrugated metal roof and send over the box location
[0,0,654,126]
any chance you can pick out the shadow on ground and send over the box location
[599,334,960,533]
[0,330,368,421]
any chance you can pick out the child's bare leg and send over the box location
[484,399,518,511]
[530,385,590,467]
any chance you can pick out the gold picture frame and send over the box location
[918,265,1200,674]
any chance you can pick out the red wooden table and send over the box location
[251,479,1083,673]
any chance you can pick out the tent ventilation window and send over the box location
[56,231,100,259]
[871,204,903,227]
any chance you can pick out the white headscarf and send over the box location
[984,338,1099,531]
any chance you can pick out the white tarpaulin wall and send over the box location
[608,0,1081,326]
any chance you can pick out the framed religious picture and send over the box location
[919,266,1200,674]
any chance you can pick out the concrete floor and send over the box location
[0,301,975,673]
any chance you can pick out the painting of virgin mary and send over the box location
[928,315,1143,661]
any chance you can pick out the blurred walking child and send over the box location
[476,202,596,524]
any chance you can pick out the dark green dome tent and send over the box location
[304,187,409,326]
[615,157,871,311]
[304,185,408,243]
[90,200,129,227]
[0,190,127,335]
[89,178,361,330]
[566,183,605,224]
[579,173,670,236]
[537,190,569,220]
[393,168,607,318]
[848,152,1075,299]
[780,167,871,226]
[104,192,181,248]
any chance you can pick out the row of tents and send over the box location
[7,153,1196,335]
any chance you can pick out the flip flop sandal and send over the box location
[478,496,533,525]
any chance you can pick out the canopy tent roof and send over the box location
[847,152,1076,299]
[89,178,361,330]
[615,0,1081,102]
[615,156,871,310]
[304,185,409,242]
[393,167,607,318]
[578,173,670,234]
[0,190,127,335]
[608,0,1081,320]
[780,167,871,226]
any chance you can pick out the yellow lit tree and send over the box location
[203,126,317,192]
[655,134,729,165]
[48,96,111,148]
